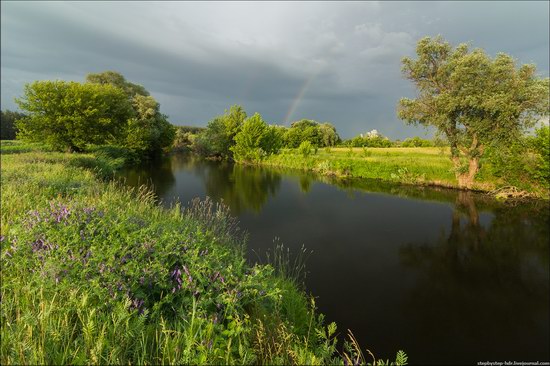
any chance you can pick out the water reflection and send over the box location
[120,156,176,198]
[399,194,549,363]
[205,163,281,214]
[120,154,282,214]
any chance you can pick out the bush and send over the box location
[530,124,550,187]
[401,136,434,147]
[298,141,313,157]
[195,106,247,159]
[231,113,282,163]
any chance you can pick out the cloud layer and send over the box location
[1,1,548,139]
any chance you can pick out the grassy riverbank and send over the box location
[0,141,406,365]
[261,147,548,199]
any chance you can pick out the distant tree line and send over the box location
[172,105,344,162]
[0,110,26,140]
[172,110,452,160]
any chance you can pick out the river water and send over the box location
[117,153,549,365]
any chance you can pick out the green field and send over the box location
[2,141,409,365]
[262,146,543,197]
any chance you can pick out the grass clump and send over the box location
[0,141,407,365]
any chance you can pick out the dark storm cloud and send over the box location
[1,1,548,138]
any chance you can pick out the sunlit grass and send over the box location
[1,140,408,365]
[264,147,459,187]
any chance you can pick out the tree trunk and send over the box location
[456,157,479,189]
[451,133,483,189]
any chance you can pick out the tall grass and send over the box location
[263,147,547,198]
[1,141,407,365]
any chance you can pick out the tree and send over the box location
[15,81,133,151]
[87,71,175,156]
[397,36,549,188]
[195,105,247,159]
[86,71,149,98]
[283,119,339,148]
[0,110,26,140]
[125,95,175,155]
[231,113,280,162]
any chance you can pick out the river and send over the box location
[117,153,549,365]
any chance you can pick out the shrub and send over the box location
[298,141,313,157]
[530,124,550,187]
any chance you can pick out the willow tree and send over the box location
[398,36,549,188]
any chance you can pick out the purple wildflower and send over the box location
[171,266,183,292]
[83,207,95,215]
[31,238,54,253]
[0,235,4,242]
[49,202,71,224]
[183,265,193,283]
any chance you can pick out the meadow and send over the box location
[262,146,547,198]
[0,140,406,365]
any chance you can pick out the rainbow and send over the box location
[283,73,317,124]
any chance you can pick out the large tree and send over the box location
[125,95,175,155]
[86,71,175,155]
[15,81,132,151]
[398,36,549,188]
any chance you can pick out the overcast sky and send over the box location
[1,1,548,139]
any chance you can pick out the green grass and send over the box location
[0,141,407,365]
[262,147,547,198]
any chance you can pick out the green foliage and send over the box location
[0,110,26,140]
[398,36,549,187]
[400,137,434,147]
[87,71,175,157]
[298,141,313,157]
[176,125,206,135]
[86,70,149,98]
[284,119,340,148]
[14,71,176,158]
[15,81,133,152]
[231,113,282,162]
[531,125,550,186]
[319,123,340,147]
[172,127,199,152]
[195,105,247,159]
[124,95,176,156]
[347,135,393,148]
